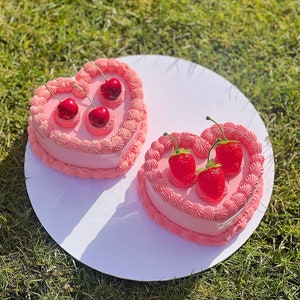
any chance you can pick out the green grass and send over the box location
[0,0,299,299]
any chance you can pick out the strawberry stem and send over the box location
[90,61,108,82]
[206,138,222,167]
[206,116,227,141]
[73,83,95,108]
[44,83,61,103]
[163,132,180,153]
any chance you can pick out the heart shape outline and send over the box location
[138,123,264,245]
[28,59,147,178]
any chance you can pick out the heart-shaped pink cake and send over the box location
[28,58,147,178]
[137,123,264,245]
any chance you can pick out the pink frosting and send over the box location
[28,117,147,178]
[137,124,265,245]
[28,58,147,178]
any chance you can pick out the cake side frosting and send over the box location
[28,58,147,178]
[137,123,264,245]
[28,116,147,178]
[138,169,263,245]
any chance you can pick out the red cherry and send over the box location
[57,98,78,120]
[100,78,122,100]
[88,106,110,128]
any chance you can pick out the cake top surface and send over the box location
[30,58,145,154]
[142,122,264,221]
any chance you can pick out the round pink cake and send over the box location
[28,58,147,178]
[137,123,264,245]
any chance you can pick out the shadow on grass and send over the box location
[0,129,63,258]
[0,130,41,253]
[73,258,205,300]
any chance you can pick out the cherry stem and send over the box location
[163,132,179,153]
[73,83,95,108]
[206,116,227,141]
[206,138,222,166]
[90,61,108,82]
[44,83,61,103]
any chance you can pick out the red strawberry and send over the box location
[197,165,225,201]
[197,138,226,202]
[215,141,243,175]
[206,116,243,175]
[164,133,196,186]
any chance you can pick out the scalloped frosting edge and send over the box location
[141,124,264,221]
[137,123,265,244]
[29,58,145,154]
[138,167,263,245]
[27,114,147,179]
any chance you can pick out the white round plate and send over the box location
[25,55,274,281]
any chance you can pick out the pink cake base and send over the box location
[138,169,263,245]
[137,124,264,246]
[27,116,147,179]
[28,58,147,179]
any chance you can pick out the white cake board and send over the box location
[25,55,274,281]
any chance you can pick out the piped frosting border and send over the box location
[28,116,147,179]
[29,59,146,154]
[28,58,148,178]
[137,123,264,245]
